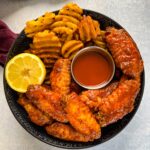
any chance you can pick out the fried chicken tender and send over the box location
[96,76,140,126]
[45,122,95,142]
[80,82,118,110]
[26,85,68,123]
[105,27,143,78]
[18,96,52,126]
[66,92,101,140]
[50,59,71,96]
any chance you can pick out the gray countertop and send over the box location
[0,0,150,150]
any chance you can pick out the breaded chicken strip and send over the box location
[50,59,71,96]
[96,76,140,126]
[45,122,95,142]
[66,92,100,140]
[18,96,52,126]
[80,82,118,110]
[105,27,143,78]
[26,85,68,123]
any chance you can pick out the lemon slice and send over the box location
[5,53,46,93]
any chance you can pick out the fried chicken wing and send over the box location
[105,27,143,77]
[96,76,140,126]
[66,92,100,140]
[26,85,68,123]
[18,96,52,126]
[50,59,71,96]
[45,122,94,142]
[80,82,118,110]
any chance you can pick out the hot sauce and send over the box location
[72,51,113,86]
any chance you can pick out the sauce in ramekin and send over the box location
[71,46,115,89]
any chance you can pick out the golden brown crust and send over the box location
[18,96,52,126]
[65,92,101,140]
[45,122,95,142]
[80,82,119,110]
[105,27,144,78]
[50,59,71,96]
[96,76,141,126]
[26,85,68,123]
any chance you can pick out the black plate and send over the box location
[3,10,145,149]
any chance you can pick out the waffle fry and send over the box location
[93,20,101,35]
[43,58,57,69]
[35,53,60,59]
[30,47,60,54]
[61,40,83,59]
[78,18,90,41]
[28,30,61,69]
[50,19,78,42]
[55,15,79,25]
[93,38,106,49]
[52,27,72,36]
[73,32,80,40]
[43,58,56,64]
[25,12,55,38]
[26,47,60,69]
[59,3,83,21]
[32,30,61,49]
[50,21,77,32]
[52,27,74,42]
[93,31,107,49]
[78,16,101,42]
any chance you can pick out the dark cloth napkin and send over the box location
[0,20,18,66]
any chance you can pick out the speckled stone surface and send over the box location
[0,0,150,150]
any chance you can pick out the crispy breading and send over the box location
[26,85,68,123]
[18,96,52,126]
[65,92,100,140]
[96,76,141,126]
[105,27,143,77]
[45,122,96,142]
[50,59,71,96]
[80,82,119,110]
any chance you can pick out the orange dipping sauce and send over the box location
[72,51,113,86]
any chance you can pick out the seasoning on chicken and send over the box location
[105,27,143,78]
[18,96,52,126]
[26,85,68,123]
[96,76,140,126]
[65,92,101,140]
[80,82,118,110]
[50,59,71,96]
[45,122,95,142]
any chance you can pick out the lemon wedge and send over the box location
[5,53,46,93]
